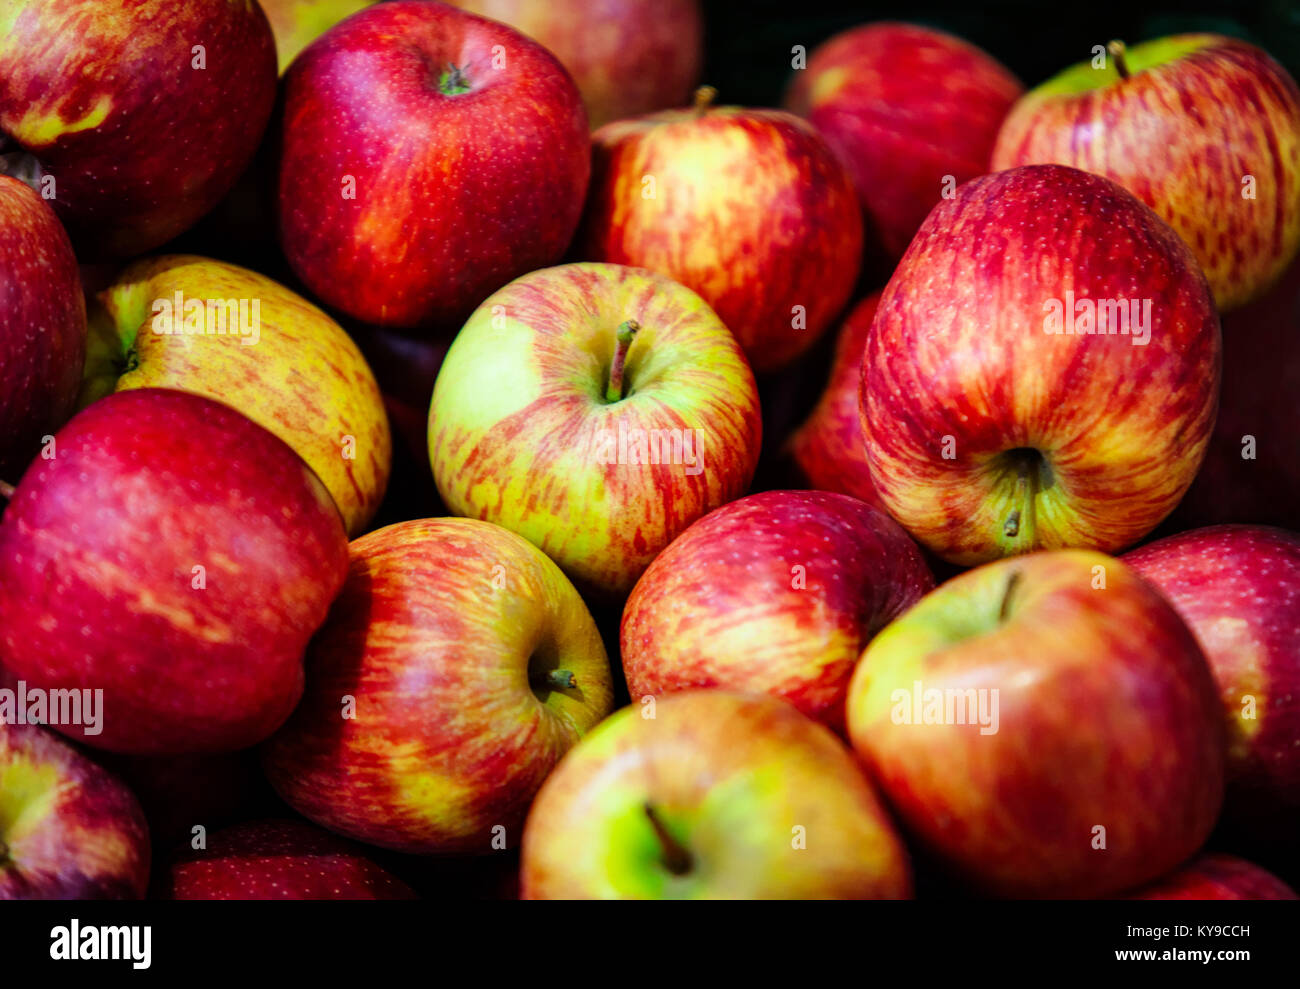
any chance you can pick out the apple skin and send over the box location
[445,0,703,129]
[786,293,884,508]
[992,34,1300,313]
[0,0,276,258]
[1128,854,1297,900]
[1123,525,1300,841]
[621,490,933,732]
[847,550,1225,898]
[521,690,913,899]
[862,164,1221,566]
[0,720,149,900]
[277,0,590,332]
[262,518,615,855]
[0,176,84,479]
[0,389,350,754]
[784,22,1023,265]
[79,255,392,536]
[162,819,416,900]
[580,100,862,373]
[257,0,377,73]
[428,263,761,598]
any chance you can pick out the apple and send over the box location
[429,262,761,598]
[0,176,84,479]
[1123,525,1300,842]
[0,720,149,900]
[1128,853,1297,900]
[521,690,912,899]
[258,0,377,73]
[621,490,933,731]
[0,0,276,258]
[445,0,703,129]
[277,0,590,332]
[784,22,1023,266]
[0,388,349,754]
[579,90,862,373]
[847,550,1225,898]
[162,819,416,900]
[786,293,884,508]
[79,255,392,536]
[992,35,1300,312]
[861,164,1221,566]
[262,517,615,854]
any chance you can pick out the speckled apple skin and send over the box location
[164,819,415,900]
[0,721,149,900]
[621,490,932,731]
[1127,853,1297,900]
[0,389,350,754]
[277,0,590,331]
[1124,524,1300,833]
[848,550,1225,898]
[862,165,1220,565]
[993,34,1300,312]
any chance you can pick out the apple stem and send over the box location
[999,571,1022,622]
[1107,40,1130,80]
[693,85,717,116]
[439,63,472,96]
[604,320,640,403]
[539,669,577,690]
[1002,454,1038,544]
[0,480,14,502]
[643,803,693,876]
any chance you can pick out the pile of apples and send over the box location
[1,0,1297,902]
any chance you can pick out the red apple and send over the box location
[0,720,149,900]
[162,819,416,900]
[0,389,349,754]
[446,0,703,129]
[0,176,84,479]
[992,35,1300,312]
[786,293,883,507]
[263,518,615,854]
[621,490,933,731]
[1128,853,1297,900]
[521,690,913,899]
[1124,525,1300,841]
[0,0,276,257]
[847,550,1225,898]
[580,90,862,373]
[862,164,1220,565]
[785,22,1023,265]
[277,0,590,332]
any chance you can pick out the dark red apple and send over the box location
[1128,853,1297,900]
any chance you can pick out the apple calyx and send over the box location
[1107,40,1131,80]
[439,64,473,97]
[693,85,717,117]
[604,319,641,403]
[536,669,578,690]
[643,803,693,876]
[0,480,14,502]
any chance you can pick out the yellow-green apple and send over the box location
[1,720,149,899]
[0,176,84,479]
[992,35,1300,312]
[162,819,416,900]
[0,389,349,754]
[79,255,391,536]
[784,22,1022,266]
[262,518,615,854]
[258,0,377,72]
[520,690,912,899]
[621,490,932,731]
[428,263,761,598]
[1127,853,1297,900]
[445,0,703,129]
[579,91,862,373]
[847,550,1225,898]
[1124,525,1300,843]
[862,164,1221,565]
[277,0,590,332]
[786,293,883,508]
[0,0,276,257]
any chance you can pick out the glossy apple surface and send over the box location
[621,490,932,730]
[848,550,1225,898]
[1128,853,1297,900]
[862,164,1220,565]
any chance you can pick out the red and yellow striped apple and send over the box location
[862,165,1220,565]
[428,263,761,598]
